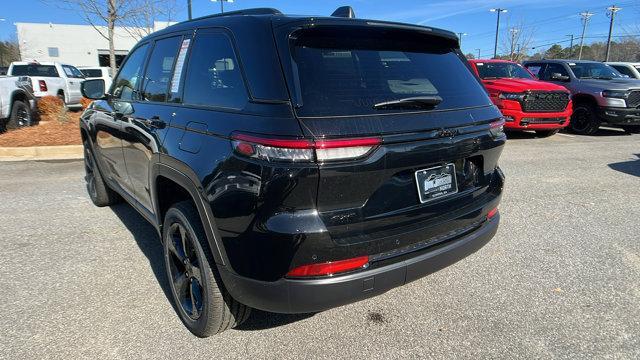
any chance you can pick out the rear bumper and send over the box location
[599,107,640,125]
[218,213,499,314]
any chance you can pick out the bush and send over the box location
[37,96,64,118]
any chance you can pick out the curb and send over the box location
[0,145,84,162]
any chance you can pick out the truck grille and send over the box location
[628,91,640,108]
[521,91,570,113]
[521,117,566,124]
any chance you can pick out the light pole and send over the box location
[605,5,621,62]
[476,48,481,59]
[490,8,507,59]
[457,32,467,48]
[187,0,192,20]
[578,11,594,60]
[211,0,234,14]
[566,34,574,57]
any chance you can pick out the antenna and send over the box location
[331,6,356,18]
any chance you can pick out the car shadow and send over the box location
[608,154,640,177]
[109,202,315,331]
[583,127,629,137]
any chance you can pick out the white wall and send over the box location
[15,21,174,67]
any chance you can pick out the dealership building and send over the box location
[15,21,174,68]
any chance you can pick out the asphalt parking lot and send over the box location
[1,129,639,359]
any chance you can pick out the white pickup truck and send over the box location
[0,75,36,130]
[7,61,85,107]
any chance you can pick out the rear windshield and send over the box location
[11,65,59,77]
[81,69,102,78]
[475,62,533,80]
[289,27,489,117]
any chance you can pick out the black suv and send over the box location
[80,7,505,337]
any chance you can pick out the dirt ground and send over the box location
[0,112,82,147]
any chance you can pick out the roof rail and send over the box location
[189,8,282,22]
[331,6,356,18]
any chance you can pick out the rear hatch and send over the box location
[274,20,505,262]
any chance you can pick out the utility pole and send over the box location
[566,34,574,57]
[188,0,192,20]
[516,44,522,61]
[490,8,508,59]
[457,32,467,48]
[605,5,622,61]
[211,0,234,14]
[578,11,594,60]
[476,48,481,59]
[509,28,519,61]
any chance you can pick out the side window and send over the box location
[611,65,633,77]
[524,64,543,77]
[112,44,149,101]
[542,64,569,80]
[182,32,247,109]
[141,36,182,102]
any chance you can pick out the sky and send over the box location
[1,0,639,58]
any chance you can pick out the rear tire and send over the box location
[621,125,640,134]
[163,201,251,337]
[83,141,120,207]
[6,100,32,130]
[535,129,559,138]
[570,103,600,135]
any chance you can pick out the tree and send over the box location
[465,52,476,59]
[52,0,177,74]
[0,38,20,67]
[500,20,535,62]
[121,0,178,40]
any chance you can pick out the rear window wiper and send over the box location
[373,96,443,110]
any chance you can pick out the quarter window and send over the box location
[142,36,182,102]
[112,44,149,100]
[182,32,247,109]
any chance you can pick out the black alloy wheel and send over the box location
[570,104,600,135]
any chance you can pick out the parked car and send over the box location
[7,61,85,108]
[468,59,572,137]
[0,75,37,131]
[78,66,112,91]
[523,59,640,134]
[605,62,640,79]
[79,7,506,337]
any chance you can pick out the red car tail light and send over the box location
[286,256,370,278]
[489,119,505,138]
[487,207,498,220]
[38,80,48,92]
[231,133,381,162]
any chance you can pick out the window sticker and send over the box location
[171,38,191,93]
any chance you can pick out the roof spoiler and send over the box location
[331,6,355,18]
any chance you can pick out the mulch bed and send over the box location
[0,112,82,147]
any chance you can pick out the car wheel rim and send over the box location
[571,108,590,131]
[16,106,30,127]
[83,146,97,198]
[167,222,204,320]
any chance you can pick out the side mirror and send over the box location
[81,79,106,100]
[550,73,570,82]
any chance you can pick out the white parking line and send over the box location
[557,133,575,138]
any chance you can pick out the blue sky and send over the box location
[1,0,639,57]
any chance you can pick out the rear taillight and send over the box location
[487,207,498,220]
[489,119,505,138]
[38,80,48,92]
[286,256,369,278]
[231,133,381,162]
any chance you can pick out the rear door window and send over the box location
[289,27,490,117]
[141,36,182,102]
[11,65,59,77]
[540,63,569,80]
[62,65,84,78]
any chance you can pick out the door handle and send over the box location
[143,116,166,129]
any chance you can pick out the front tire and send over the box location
[163,201,251,337]
[6,100,32,130]
[535,129,559,138]
[83,141,120,207]
[570,103,600,135]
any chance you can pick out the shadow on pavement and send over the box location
[608,154,640,178]
[109,202,314,331]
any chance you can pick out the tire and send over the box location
[57,93,67,109]
[570,103,600,135]
[83,141,121,207]
[163,201,251,337]
[621,125,640,134]
[535,129,559,138]
[6,100,32,130]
